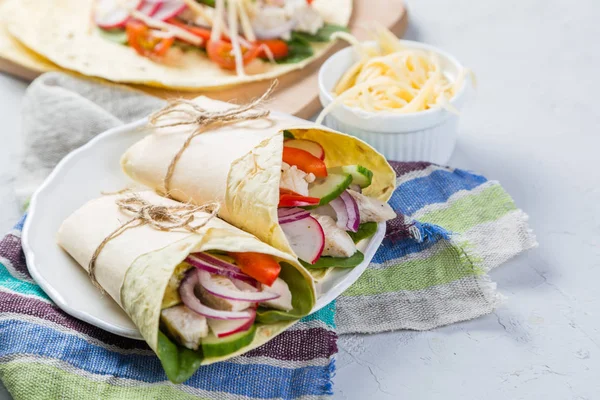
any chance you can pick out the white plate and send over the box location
[21,113,385,340]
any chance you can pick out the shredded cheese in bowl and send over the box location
[316,27,470,124]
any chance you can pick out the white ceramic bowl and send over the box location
[318,40,470,164]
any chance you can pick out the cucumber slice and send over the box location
[300,251,364,269]
[283,130,295,140]
[347,222,378,243]
[329,165,373,188]
[308,173,352,206]
[97,27,128,45]
[201,324,257,358]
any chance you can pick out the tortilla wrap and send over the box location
[57,190,316,383]
[121,98,396,278]
[4,0,352,90]
[0,0,57,73]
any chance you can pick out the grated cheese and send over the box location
[237,0,256,42]
[227,0,245,76]
[316,27,467,124]
[210,0,225,41]
[181,0,214,25]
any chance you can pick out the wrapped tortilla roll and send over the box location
[57,191,316,383]
[121,98,397,277]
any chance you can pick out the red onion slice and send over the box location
[278,208,311,224]
[340,190,360,232]
[197,270,280,302]
[328,197,349,230]
[179,271,252,320]
[278,207,308,218]
[207,309,256,338]
[323,191,360,232]
[190,253,239,272]
[185,254,256,284]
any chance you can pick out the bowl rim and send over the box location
[318,39,469,121]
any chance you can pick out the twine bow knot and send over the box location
[149,80,278,195]
[88,194,220,292]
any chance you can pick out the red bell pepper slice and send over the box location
[279,189,320,207]
[282,147,327,177]
[229,252,281,286]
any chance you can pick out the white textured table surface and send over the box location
[1,0,599,398]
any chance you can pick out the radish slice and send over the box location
[153,0,187,21]
[185,254,257,284]
[340,191,360,232]
[207,309,256,338]
[280,215,325,264]
[180,271,252,320]
[283,139,325,160]
[197,270,280,302]
[95,0,142,29]
[138,0,161,16]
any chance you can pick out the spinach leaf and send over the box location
[293,24,349,43]
[275,34,314,64]
[301,251,364,269]
[283,130,295,139]
[347,222,378,243]
[256,262,316,323]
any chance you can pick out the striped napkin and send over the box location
[0,221,337,399]
[0,73,536,399]
[336,162,537,333]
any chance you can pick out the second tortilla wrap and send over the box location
[58,190,316,383]
[121,98,396,274]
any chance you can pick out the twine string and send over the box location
[88,194,220,292]
[148,80,278,195]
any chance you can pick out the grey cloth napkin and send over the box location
[16,72,164,204]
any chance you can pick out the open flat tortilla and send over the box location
[4,0,351,90]
[0,0,56,73]
[121,98,396,278]
[58,190,316,383]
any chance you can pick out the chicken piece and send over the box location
[280,162,312,196]
[196,275,252,312]
[313,215,357,258]
[347,190,396,223]
[260,277,293,311]
[284,0,324,35]
[161,305,208,350]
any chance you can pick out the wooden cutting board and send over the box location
[0,0,407,119]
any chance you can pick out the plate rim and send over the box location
[21,115,385,340]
